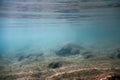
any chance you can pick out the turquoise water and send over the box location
[0,0,120,56]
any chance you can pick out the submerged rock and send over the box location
[17,52,44,61]
[109,48,120,59]
[82,51,94,59]
[18,55,25,61]
[84,54,94,59]
[56,43,82,56]
[117,53,120,59]
[48,62,62,69]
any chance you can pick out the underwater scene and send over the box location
[0,0,120,80]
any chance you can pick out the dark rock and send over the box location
[56,43,82,56]
[48,62,62,69]
[82,51,94,59]
[116,49,120,52]
[109,55,114,59]
[109,49,120,59]
[84,54,94,59]
[116,53,120,59]
[82,51,92,55]
[111,75,120,80]
[18,55,25,61]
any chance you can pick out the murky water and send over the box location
[0,0,120,56]
[0,1,120,80]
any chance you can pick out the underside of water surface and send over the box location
[0,0,120,80]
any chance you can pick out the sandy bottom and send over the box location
[0,56,120,80]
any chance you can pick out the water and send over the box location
[0,0,120,80]
[0,0,120,57]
